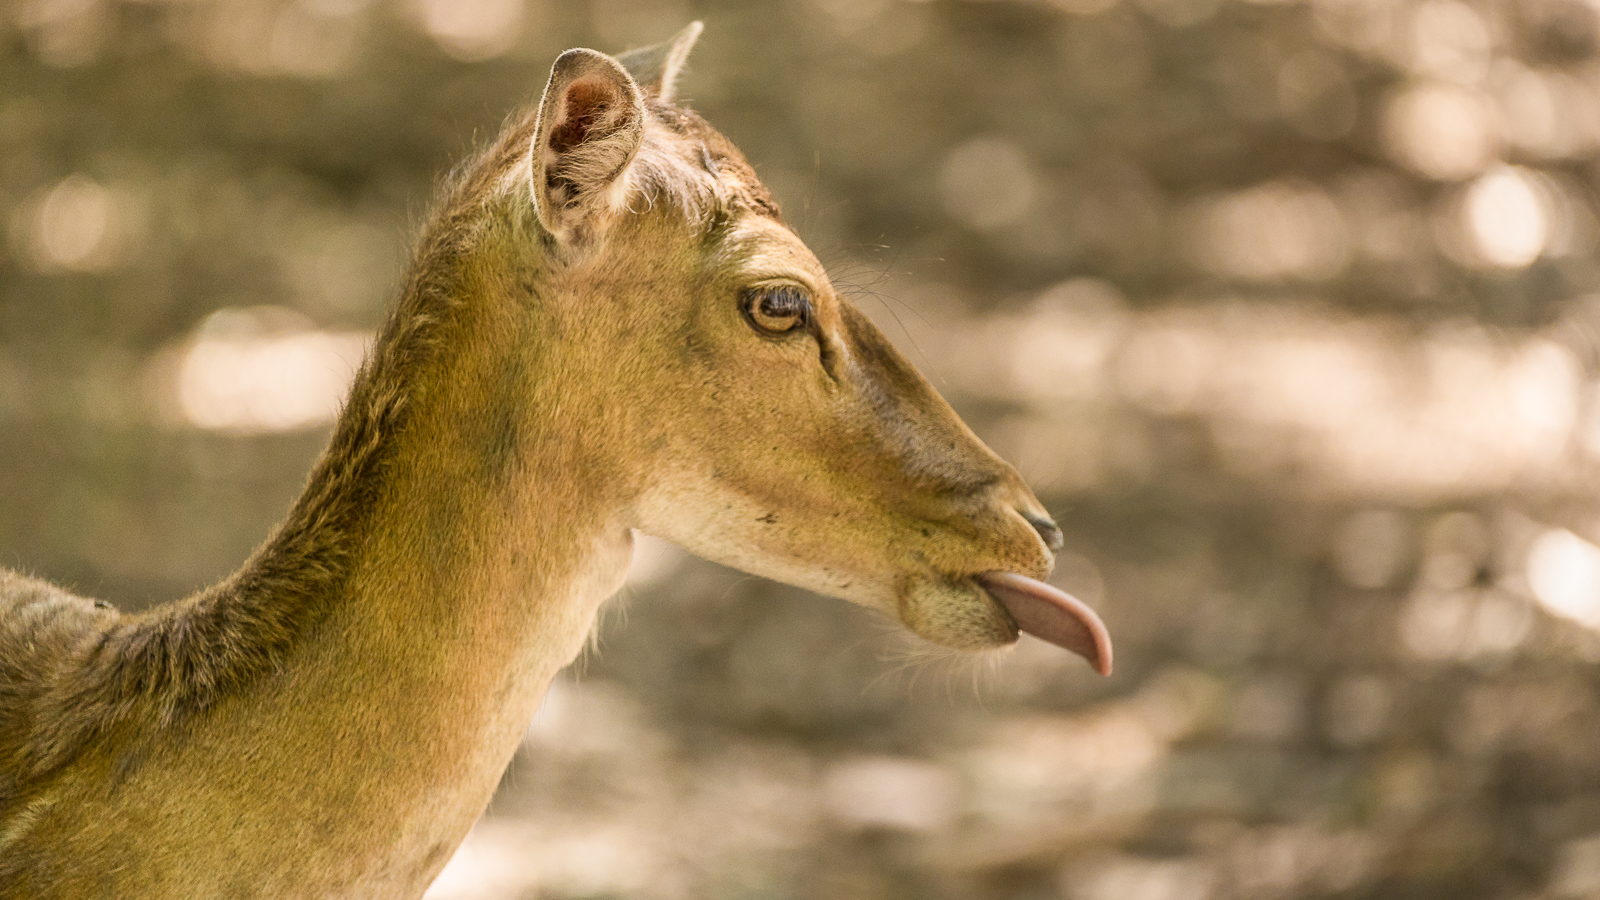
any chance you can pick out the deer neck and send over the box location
[343,239,631,686]
[334,268,633,695]
[238,227,637,858]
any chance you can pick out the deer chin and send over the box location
[897,576,1019,651]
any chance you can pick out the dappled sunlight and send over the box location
[939,137,1039,232]
[425,819,656,900]
[1552,832,1600,899]
[1527,528,1600,631]
[822,756,958,832]
[9,0,1600,896]
[147,306,368,434]
[1406,0,1491,85]
[1065,854,1215,900]
[1006,278,1131,401]
[193,1,364,78]
[1399,585,1534,661]
[20,174,125,272]
[1493,63,1600,161]
[411,0,525,62]
[927,295,1596,497]
[967,708,1167,811]
[423,823,542,900]
[1382,82,1495,180]
[1183,182,1350,282]
[937,708,1167,869]
[1462,166,1552,268]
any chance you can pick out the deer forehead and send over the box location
[715,217,830,292]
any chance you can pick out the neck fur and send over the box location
[27,174,633,790]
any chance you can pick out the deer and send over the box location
[0,23,1111,899]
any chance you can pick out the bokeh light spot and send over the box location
[822,756,957,831]
[939,137,1038,231]
[1528,529,1600,630]
[412,0,523,61]
[1383,83,1494,180]
[153,306,369,434]
[1185,181,1350,281]
[1464,166,1549,268]
[1408,0,1491,84]
[29,174,114,271]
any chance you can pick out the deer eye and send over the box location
[741,285,811,336]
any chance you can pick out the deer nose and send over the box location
[1023,512,1064,552]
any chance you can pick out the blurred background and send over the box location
[5,0,1600,897]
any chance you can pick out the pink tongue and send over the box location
[977,572,1113,676]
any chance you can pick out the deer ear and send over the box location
[530,49,646,242]
[615,21,703,104]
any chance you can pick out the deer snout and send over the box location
[982,469,1060,569]
[1023,512,1064,552]
[919,473,1058,585]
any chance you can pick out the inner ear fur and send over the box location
[530,49,646,243]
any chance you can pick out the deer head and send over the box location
[504,24,1110,673]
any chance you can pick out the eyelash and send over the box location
[741,285,812,336]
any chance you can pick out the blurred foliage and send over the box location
[6,0,1600,898]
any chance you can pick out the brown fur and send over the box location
[0,104,538,792]
[0,26,1058,898]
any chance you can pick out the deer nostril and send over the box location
[1023,513,1064,553]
